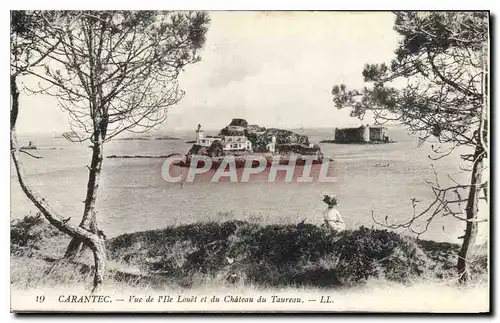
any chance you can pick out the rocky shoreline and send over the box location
[173,154,328,169]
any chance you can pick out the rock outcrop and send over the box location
[187,141,226,158]
[187,144,208,156]
[263,128,309,145]
[228,118,248,128]
[218,118,248,136]
[247,124,266,133]
[218,126,246,136]
[207,140,225,157]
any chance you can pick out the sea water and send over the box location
[10,125,488,243]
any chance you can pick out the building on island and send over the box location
[334,126,368,143]
[368,126,388,141]
[224,135,253,151]
[334,124,389,143]
[195,124,255,152]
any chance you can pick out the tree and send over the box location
[11,10,108,292]
[332,12,489,282]
[11,10,210,291]
[27,11,210,259]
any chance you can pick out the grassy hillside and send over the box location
[11,214,487,290]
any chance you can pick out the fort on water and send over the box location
[333,124,391,144]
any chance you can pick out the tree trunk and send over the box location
[457,142,484,283]
[90,237,106,293]
[10,75,19,130]
[64,138,104,259]
[10,74,106,291]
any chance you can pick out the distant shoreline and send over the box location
[319,140,397,144]
[114,136,181,141]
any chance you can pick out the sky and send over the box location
[16,11,401,134]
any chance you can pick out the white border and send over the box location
[3,1,498,322]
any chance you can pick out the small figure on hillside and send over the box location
[322,195,345,232]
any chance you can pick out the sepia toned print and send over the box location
[10,11,489,313]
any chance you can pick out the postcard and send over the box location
[10,10,490,313]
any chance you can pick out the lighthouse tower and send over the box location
[195,124,204,144]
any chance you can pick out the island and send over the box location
[177,119,325,168]
[20,141,37,150]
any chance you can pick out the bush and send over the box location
[12,213,52,256]
[106,221,465,288]
[14,218,486,289]
[334,227,428,285]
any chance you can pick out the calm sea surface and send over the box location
[11,126,487,243]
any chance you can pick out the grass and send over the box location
[11,213,488,293]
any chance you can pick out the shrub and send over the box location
[14,218,486,289]
[331,227,429,285]
[106,221,452,288]
[12,213,49,256]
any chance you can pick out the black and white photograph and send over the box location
[9,10,490,313]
